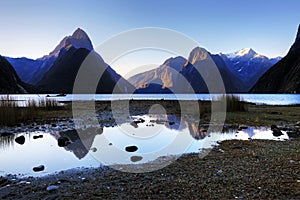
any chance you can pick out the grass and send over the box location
[218,94,248,112]
[0,96,63,126]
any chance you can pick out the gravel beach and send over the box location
[0,101,300,199]
[1,139,300,199]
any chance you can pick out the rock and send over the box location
[33,165,45,172]
[130,156,143,162]
[169,121,175,125]
[271,125,283,137]
[15,135,25,145]
[295,121,300,126]
[287,131,300,138]
[0,177,10,187]
[46,185,59,191]
[90,147,97,152]
[33,135,43,139]
[125,145,138,152]
[57,136,70,147]
[130,121,138,128]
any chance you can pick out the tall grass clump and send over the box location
[0,96,62,126]
[218,95,248,112]
[38,98,60,110]
[0,95,19,126]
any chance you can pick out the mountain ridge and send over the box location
[251,25,300,93]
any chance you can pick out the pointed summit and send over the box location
[188,47,209,65]
[42,28,93,59]
[235,48,256,57]
[72,28,91,40]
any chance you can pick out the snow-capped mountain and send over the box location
[6,28,94,84]
[222,48,281,90]
[128,47,246,93]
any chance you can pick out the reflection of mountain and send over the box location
[52,128,102,159]
[0,133,15,149]
[151,114,207,140]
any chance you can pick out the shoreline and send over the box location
[1,139,299,199]
[0,100,300,198]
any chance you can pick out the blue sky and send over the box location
[0,0,299,61]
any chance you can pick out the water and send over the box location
[1,94,300,105]
[0,114,288,177]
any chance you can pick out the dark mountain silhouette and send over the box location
[251,25,300,93]
[7,28,94,85]
[37,47,135,94]
[0,55,32,94]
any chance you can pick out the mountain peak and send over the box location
[41,28,93,60]
[72,28,90,40]
[235,48,256,57]
[188,47,209,64]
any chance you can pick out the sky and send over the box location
[0,0,300,76]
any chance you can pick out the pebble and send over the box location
[33,165,45,172]
[125,145,138,152]
[46,185,59,191]
[130,156,143,162]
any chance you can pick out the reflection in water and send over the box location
[51,127,102,159]
[0,134,15,150]
[0,113,289,176]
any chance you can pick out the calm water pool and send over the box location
[0,114,288,177]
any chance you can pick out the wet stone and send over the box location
[125,146,138,152]
[58,136,70,147]
[33,165,45,172]
[15,135,25,145]
[46,185,59,191]
[90,147,97,152]
[131,156,143,162]
[33,135,43,139]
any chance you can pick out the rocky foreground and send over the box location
[1,139,299,199]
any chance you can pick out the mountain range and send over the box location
[1,26,299,94]
[251,25,300,93]
[128,47,279,93]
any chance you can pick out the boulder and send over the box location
[271,125,283,137]
[57,136,70,147]
[15,135,25,145]
[125,145,138,152]
[33,165,45,172]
